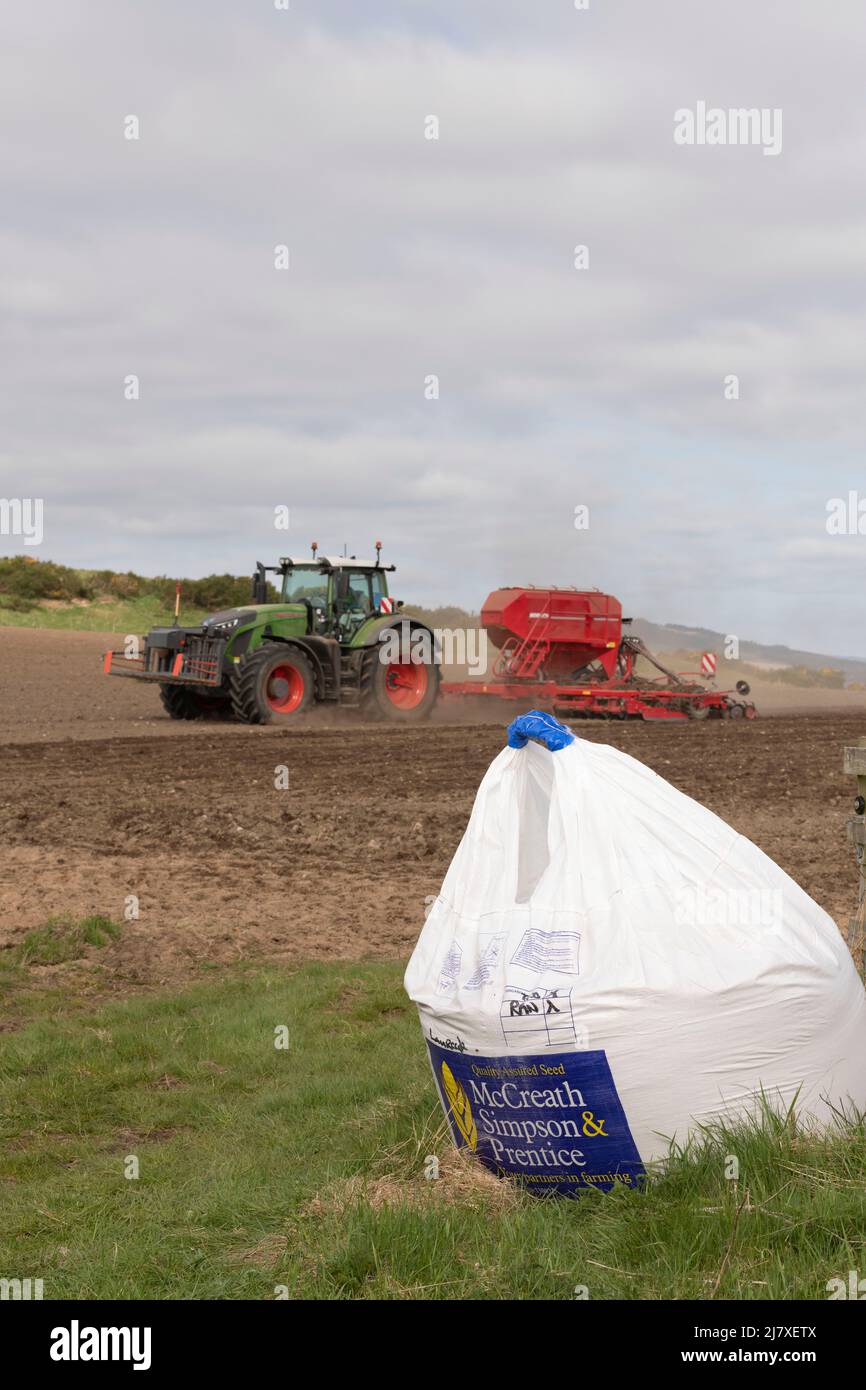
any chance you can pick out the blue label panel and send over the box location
[428,1041,645,1198]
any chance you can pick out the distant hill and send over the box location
[630,618,866,686]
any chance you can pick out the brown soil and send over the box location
[1,626,864,998]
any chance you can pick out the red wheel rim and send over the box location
[384,661,429,710]
[266,662,305,713]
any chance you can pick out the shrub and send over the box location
[0,556,92,601]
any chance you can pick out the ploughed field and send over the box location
[0,620,862,994]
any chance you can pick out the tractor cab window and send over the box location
[281,567,328,608]
[344,571,371,612]
[336,570,373,638]
[370,570,388,612]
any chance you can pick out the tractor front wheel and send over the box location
[364,650,440,722]
[160,683,233,721]
[231,645,316,724]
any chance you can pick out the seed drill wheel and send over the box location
[364,650,440,722]
[159,683,233,721]
[231,644,315,724]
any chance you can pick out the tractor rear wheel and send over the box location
[160,683,233,721]
[231,644,316,724]
[363,649,440,722]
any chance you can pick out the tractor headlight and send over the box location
[204,611,256,636]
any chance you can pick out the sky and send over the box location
[2,1,865,654]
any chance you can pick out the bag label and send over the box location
[500,985,575,1049]
[428,1040,645,1197]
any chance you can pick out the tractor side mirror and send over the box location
[251,562,269,604]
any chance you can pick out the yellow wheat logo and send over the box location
[441,1061,477,1151]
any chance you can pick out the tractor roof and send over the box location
[279,556,395,572]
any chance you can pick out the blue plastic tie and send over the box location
[506,710,575,751]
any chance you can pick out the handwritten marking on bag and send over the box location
[501,986,575,1048]
[463,935,505,989]
[427,1028,467,1053]
[436,939,463,993]
[510,928,581,976]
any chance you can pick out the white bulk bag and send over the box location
[405,713,866,1196]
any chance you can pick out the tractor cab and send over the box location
[261,547,399,640]
[334,563,394,637]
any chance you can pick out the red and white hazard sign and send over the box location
[379,595,394,614]
[701,651,717,678]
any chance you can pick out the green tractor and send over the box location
[104,544,440,723]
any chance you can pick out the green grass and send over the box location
[16,915,123,966]
[0,594,207,633]
[0,595,471,636]
[1,960,864,1300]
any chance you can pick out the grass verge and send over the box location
[1,961,864,1300]
[0,594,207,633]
